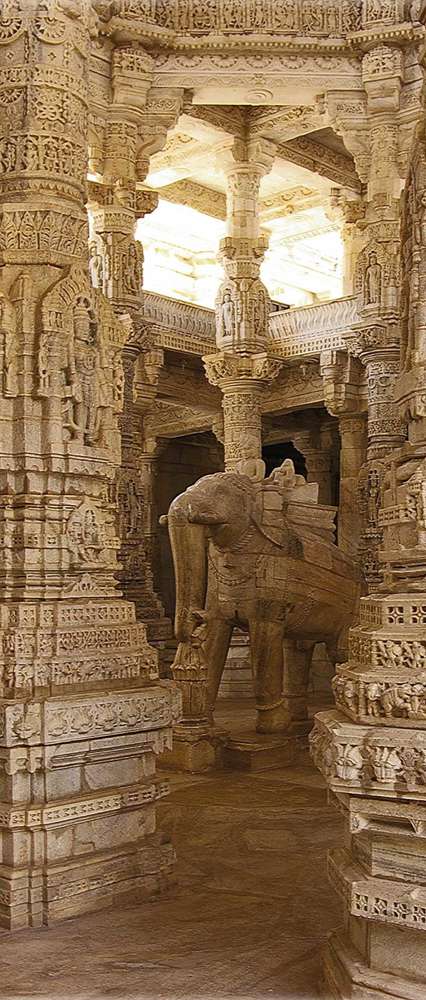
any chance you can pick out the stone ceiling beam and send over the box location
[152,179,227,219]
[277,136,362,192]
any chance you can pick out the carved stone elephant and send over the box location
[166,470,361,733]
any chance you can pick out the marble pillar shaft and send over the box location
[0,3,178,928]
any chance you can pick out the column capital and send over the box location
[111,45,154,116]
[136,88,184,181]
[203,351,283,391]
[320,348,366,417]
[344,322,400,364]
[216,136,276,177]
[338,413,368,437]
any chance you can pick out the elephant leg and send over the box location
[204,619,233,722]
[282,639,315,731]
[249,620,288,733]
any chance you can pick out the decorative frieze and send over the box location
[109,0,361,36]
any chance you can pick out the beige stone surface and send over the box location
[0,748,343,1000]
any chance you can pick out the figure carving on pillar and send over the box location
[124,241,142,296]
[65,299,105,446]
[235,429,266,481]
[89,240,104,290]
[364,250,382,306]
[218,289,235,342]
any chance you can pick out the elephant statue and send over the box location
[166,465,361,734]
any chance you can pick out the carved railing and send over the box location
[143,291,359,361]
[269,295,359,359]
[143,291,216,353]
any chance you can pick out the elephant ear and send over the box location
[251,484,303,556]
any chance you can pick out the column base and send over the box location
[322,930,425,1000]
[222,729,300,771]
[159,723,228,773]
[0,837,175,931]
[0,678,180,930]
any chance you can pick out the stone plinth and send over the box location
[159,722,227,773]
[0,650,181,928]
[222,730,298,771]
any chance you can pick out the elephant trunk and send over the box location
[167,495,208,642]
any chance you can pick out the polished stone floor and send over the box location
[0,702,342,1000]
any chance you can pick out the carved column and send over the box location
[88,64,183,649]
[311,26,426,998]
[292,429,334,506]
[215,137,275,355]
[348,336,406,585]
[117,346,171,644]
[204,354,283,479]
[337,414,368,555]
[0,4,179,929]
[327,188,366,297]
[89,183,171,645]
[320,349,367,558]
[326,13,424,586]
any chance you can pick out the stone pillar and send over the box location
[215,137,275,355]
[347,338,406,586]
[117,349,171,645]
[88,67,183,650]
[311,25,426,997]
[328,188,366,298]
[338,415,368,556]
[161,138,283,770]
[320,349,367,558]
[204,353,283,480]
[326,16,423,587]
[292,429,334,506]
[0,4,179,929]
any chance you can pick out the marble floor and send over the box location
[0,702,342,1000]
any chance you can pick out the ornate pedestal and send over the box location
[0,598,181,928]
[311,592,426,1000]
[222,730,298,771]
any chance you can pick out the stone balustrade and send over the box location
[142,291,359,360]
[143,291,216,353]
[269,295,359,359]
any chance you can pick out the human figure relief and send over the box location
[0,300,17,397]
[218,289,235,342]
[234,431,265,481]
[65,299,103,446]
[127,480,141,536]
[67,503,105,567]
[89,240,104,290]
[124,242,141,296]
[364,251,382,306]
